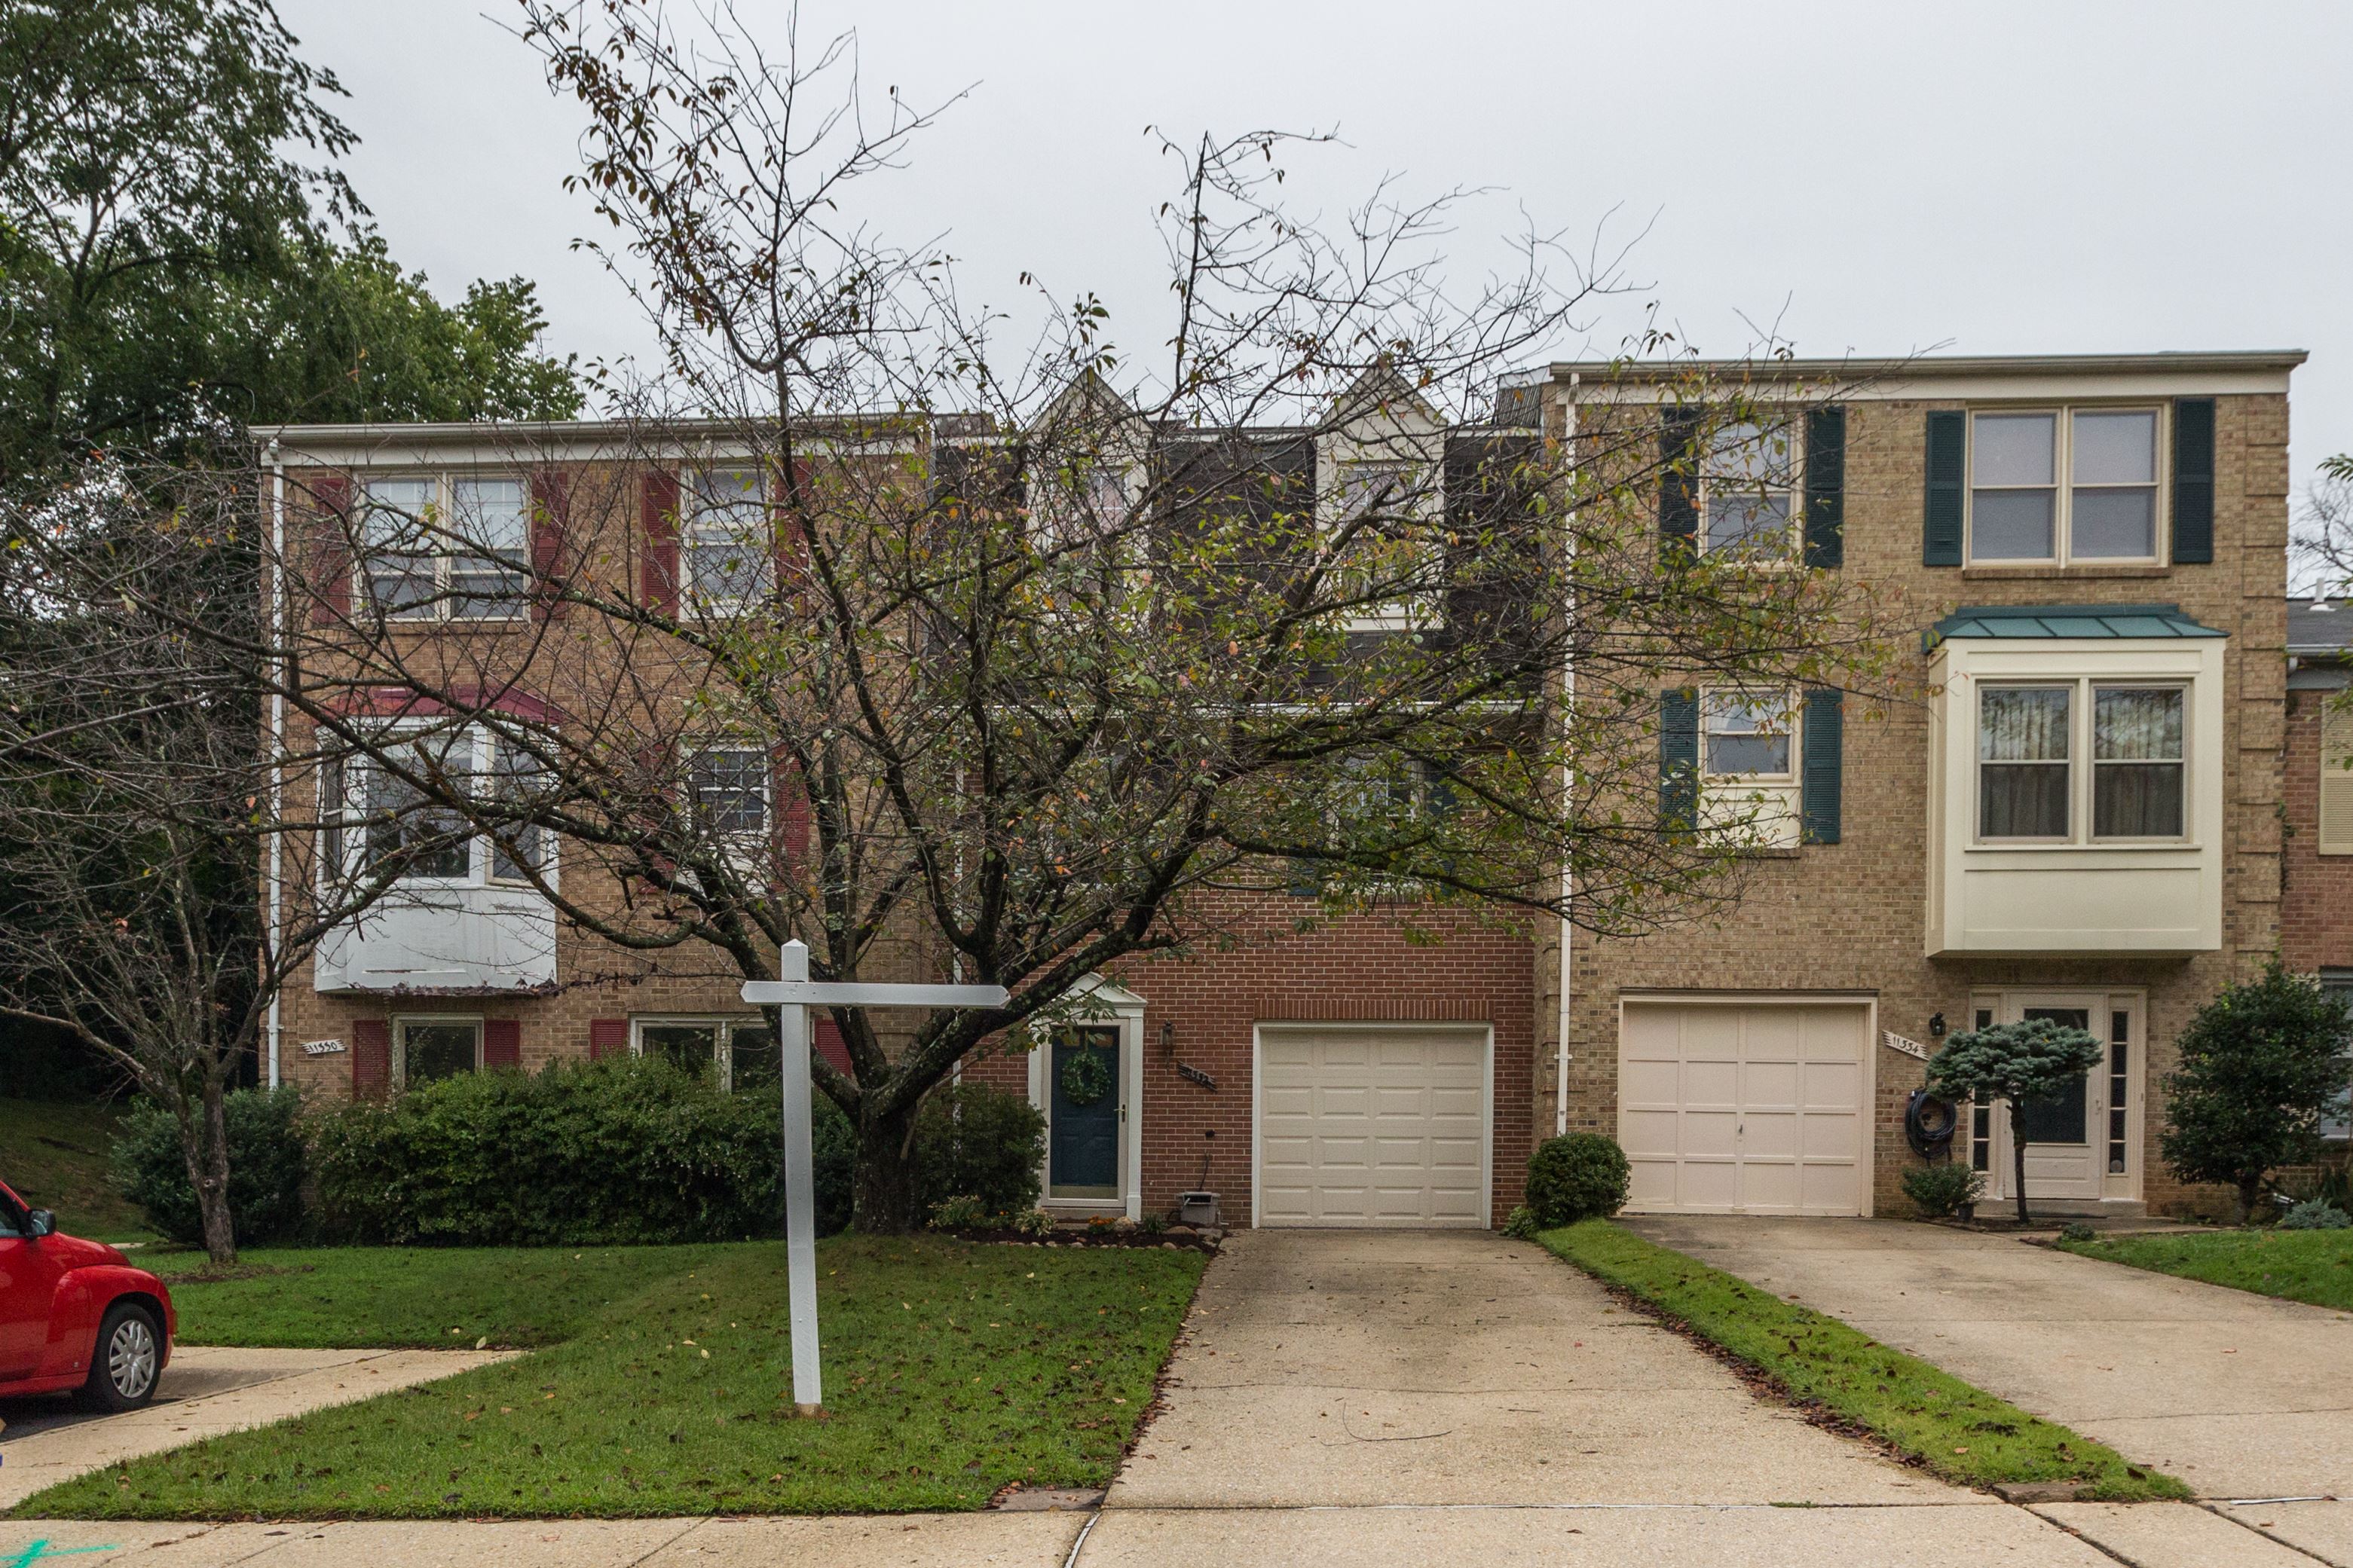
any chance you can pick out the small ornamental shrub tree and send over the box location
[912,1081,1048,1217]
[1524,1133,1630,1227]
[2162,965,2353,1223]
[1926,1019,2104,1225]
[2278,1199,2351,1231]
[113,1087,309,1247]
[1899,1161,1981,1220]
[312,1055,853,1245]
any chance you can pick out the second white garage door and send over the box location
[1618,1000,1871,1216]
[1256,1024,1491,1227]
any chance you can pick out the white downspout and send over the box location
[1554,376,1578,1136]
[266,442,286,1090]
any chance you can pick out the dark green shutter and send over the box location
[1801,688,1844,845]
[2171,398,2215,564]
[1923,410,1966,565]
[1660,408,1699,552]
[1659,688,1699,833]
[1803,407,1846,567]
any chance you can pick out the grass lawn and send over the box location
[18,1235,1204,1520]
[2058,1226,2353,1312]
[1540,1221,2186,1502]
[0,1097,148,1242]
[142,1242,755,1349]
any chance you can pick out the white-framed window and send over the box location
[687,746,770,836]
[2318,697,2353,856]
[686,468,772,605]
[1701,420,1799,556]
[1967,408,2163,565]
[1976,680,2186,843]
[2321,970,2352,1142]
[1701,686,1800,846]
[360,475,531,619]
[632,1016,778,1094]
[394,1016,481,1088]
[332,726,558,889]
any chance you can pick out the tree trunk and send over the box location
[850,1096,923,1234]
[2009,1101,2032,1226]
[182,1083,237,1266]
[2235,1170,2263,1227]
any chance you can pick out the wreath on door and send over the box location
[1059,1046,1114,1107]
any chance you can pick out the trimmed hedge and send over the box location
[112,1088,311,1247]
[1523,1132,1629,1227]
[311,1055,852,1246]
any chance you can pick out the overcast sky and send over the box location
[281,0,2352,525]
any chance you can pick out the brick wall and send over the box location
[2282,683,2353,973]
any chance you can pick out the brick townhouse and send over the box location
[262,347,2301,1229]
[2283,594,2353,1142]
[1530,351,2299,1219]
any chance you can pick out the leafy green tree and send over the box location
[2161,965,2351,1224]
[1926,1019,2105,1224]
[0,0,579,485]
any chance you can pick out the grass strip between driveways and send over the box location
[2057,1226,2353,1312]
[1539,1221,2187,1502]
[17,1235,1204,1521]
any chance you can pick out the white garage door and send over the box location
[1256,1025,1491,1227]
[1619,1001,1870,1216]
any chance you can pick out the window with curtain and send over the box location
[1978,686,2071,838]
[2092,687,2184,838]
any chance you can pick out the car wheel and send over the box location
[75,1301,163,1413]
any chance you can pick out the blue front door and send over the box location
[1049,1027,1121,1198]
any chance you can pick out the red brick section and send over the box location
[2282,686,2353,972]
[1091,891,1536,1227]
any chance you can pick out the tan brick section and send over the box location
[1544,381,2288,1221]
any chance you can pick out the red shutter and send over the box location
[483,1018,522,1069]
[773,457,811,598]
[529,470,571,622]
[773,754,809,863]
[641,471,680,613]
[351,1019,389,1099]
[306,474,353,626]
[589,1018,629,1061]
[814,1017,852,1076]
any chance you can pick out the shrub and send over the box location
[2162,965,2353,1223]
[311,1055,852,1246]
[2058,1221,2097,1242]
[112,1088,309,1246]
[1138,1211,1167,1236]
[1927,1018,2106,1225]
[912,1081,1047,1215]
[2278,1199,2352,1231]
[927,1194,991,1231]
[1900,1162,1982,1220]
[1010,1207,1054,1238]
[1523,1133,1629,1227]
[1501,1204,1540,1240]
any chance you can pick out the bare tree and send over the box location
[213,0,1903,1232]
[0,462,430,1262]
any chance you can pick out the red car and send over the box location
[0,1179,173,1411]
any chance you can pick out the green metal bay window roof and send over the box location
[1923,603,2227,651]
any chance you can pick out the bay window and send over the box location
[1977,682,2186,844]
[335,727,556,888]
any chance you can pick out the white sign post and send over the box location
[743,940,1008,1415]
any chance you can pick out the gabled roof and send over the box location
[1924,603,2226,651]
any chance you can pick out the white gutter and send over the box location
[1555,376,1577,1136]
[265,443,286,1090]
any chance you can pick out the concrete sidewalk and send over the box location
[0,1346,515,1508]
[1625,1214,2353,1500]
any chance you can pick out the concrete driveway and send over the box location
[1628,1217,2353,1551]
